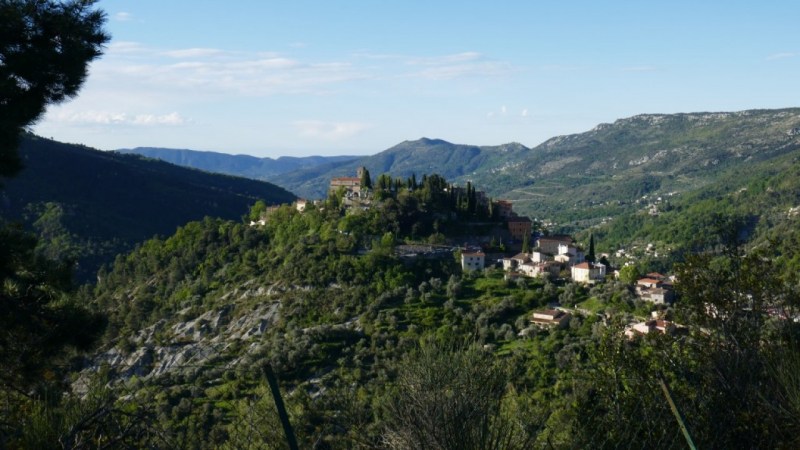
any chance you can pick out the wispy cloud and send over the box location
[408,52,483,66]
[51,110,187,126]
[107,41,147,54]
[766,52,799,61]
[161,48,227,59]
[98,43,366,96]
[293,120,370,141]
[113,12,133,22]
[405,52,511,80]
[621,65,657,72]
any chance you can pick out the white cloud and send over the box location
[95,43,365,96]
[521,108,529,117]
[766,52,798,61]
[107,41,147,54]
[161,48,226,59]
[113,12,133,22]
[408,52,482,66]
[293,120,370,141]
[405,52,511,80]
[621,65,657,72]
[51,110,187,126]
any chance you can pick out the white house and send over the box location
[571,262,606,283]
[531,251,552,263]
[624,319,677,339]
[461,251,485,271]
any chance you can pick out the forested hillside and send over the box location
[0,134,296,281]
[586,151,800,279]
[2,171,793,448]
[489,109,800,229]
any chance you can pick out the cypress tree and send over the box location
[360,167,372,190]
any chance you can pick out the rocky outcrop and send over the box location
[78,301,282,389]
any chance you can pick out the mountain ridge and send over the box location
[117,147,360,181]
[1,135,297,281]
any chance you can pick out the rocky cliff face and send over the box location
[77,287,282,390]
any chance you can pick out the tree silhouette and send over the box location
[1,0,109,177]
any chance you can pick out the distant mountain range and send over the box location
[117,147,359,180]
[114,110,800,236]
[275,109,800,229]
[1,135,296,281]
[274,138,532,199]
[6,108,799,280]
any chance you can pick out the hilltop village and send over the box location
[259,167,681,338]
[331,169,673,287]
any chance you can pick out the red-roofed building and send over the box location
[624,319,678,339]
[637,278,662,289]
[330,166,367,196]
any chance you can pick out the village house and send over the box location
[495,200,514,218]
[461,250,486,271]
[540,261,562,278]
[329,166,367,196]
[530,251,552,263]
[536,235,574,255]
[640,287,674,305]
[507,216,532,241]
[637,277,662,290]
[624,319,679,339]
[520,261,561,278]
[502,252,530,270]
[518,262,539,277]
[554,243,585,265]
[571,261,607,283]
[530,309,572,329]
[503,250,563,279]
[636,276,675,304]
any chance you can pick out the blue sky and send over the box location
[33,0,800,158]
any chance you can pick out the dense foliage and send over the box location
[6,175,782,448]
